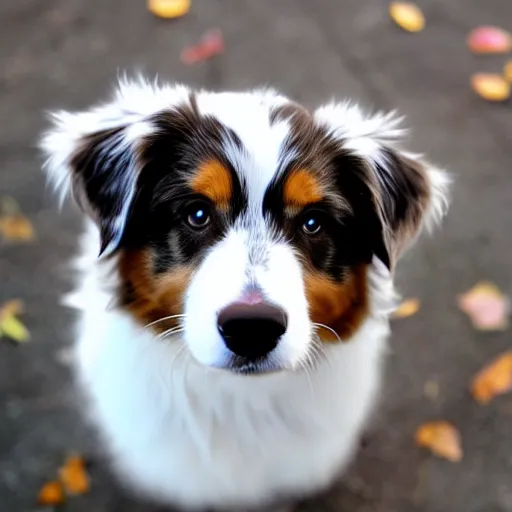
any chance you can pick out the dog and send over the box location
[40,78,449,511]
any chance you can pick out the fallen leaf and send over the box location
[471,73,511,102]
[180,29,224,65]
[392,298,420,319]
[0,214,35,241]
[415,421,462,462]
[424,379,440,401]
[0,299,30,342]
[37,480,65,506]
[458,281,510,330]
[471,351,512,404]
[504,60,512,83]
[147,0,190,19]
[467,26,512,54]
[59,455,90,495]
[389,2,425,33]
[0,299,23,318]
[0,197,35,242]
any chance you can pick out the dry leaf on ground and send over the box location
[0,196,35,242]
[467,26,512,54]
[415,421,462,462]
[392,298,420,319]
[180,29,224,65]
[59,455,90,495]
[147,0,190,19]
[389,2,425,33]
[471,351,512,404]
[37,480,65,506]
[504,60,512,83]
[471,73,511,102]
[458,281,510,330]
[424,379,440,401]
[0,299,30,342]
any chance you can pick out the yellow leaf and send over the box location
[59,455,90,495]
[0,314,30,342]
[471,73,511,103]
[37,480,65,506]
[471,351,512,404]
[392,298,420,319]
[147,0,190,19]
[0,214,35,241]
[415,421,462,462]
[389,2,425,33]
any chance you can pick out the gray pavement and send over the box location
[1,0,512,511]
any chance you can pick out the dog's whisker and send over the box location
[312,322,343,344]
[144,314,188,330]
[169,344,187,381]
[158,326,185,340]
[307,336,330,369]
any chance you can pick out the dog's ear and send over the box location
[39,79,191,255]
[315,103,450,269]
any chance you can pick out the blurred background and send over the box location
[1,0,511,511]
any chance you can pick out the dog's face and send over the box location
[41,81,449,374]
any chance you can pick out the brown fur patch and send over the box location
[283,169,323,209]
[118,249,192,334]
[304,265,368,342]
[190,159,232,209]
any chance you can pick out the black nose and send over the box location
[217,302,288,361]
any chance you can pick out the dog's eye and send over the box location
[185,202,211,229]
[302,215,322,235]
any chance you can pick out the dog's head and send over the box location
[41,79,449,374]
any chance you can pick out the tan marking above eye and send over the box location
[283,169,323,208]
[190,159,232,209]
[304,265,368,342]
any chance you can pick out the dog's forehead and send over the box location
[195,90,296,203]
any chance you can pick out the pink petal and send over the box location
[467,26,512,54]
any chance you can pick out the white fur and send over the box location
[41,79,449,510]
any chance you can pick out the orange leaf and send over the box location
[0,299,24,320]
[58,455,90,495]
[389,2,425,33]
[458,282,510,330]
[37,480,65,506]
[392,298,420,319]
[471,351,512,404]
[415,421,462,462]
[504,60,512,84]
[0,214,35,241]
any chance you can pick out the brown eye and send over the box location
[302,216,322,235]
[186,203,211,229]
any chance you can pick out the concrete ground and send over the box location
[1,0,512,510]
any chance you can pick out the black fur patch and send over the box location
[265,105,385,279]
[70,98,247,272]
[122,104,247,273]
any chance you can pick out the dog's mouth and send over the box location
[216,355,285,375]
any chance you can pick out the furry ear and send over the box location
[39,79,190,255]
[315,102,450,269]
